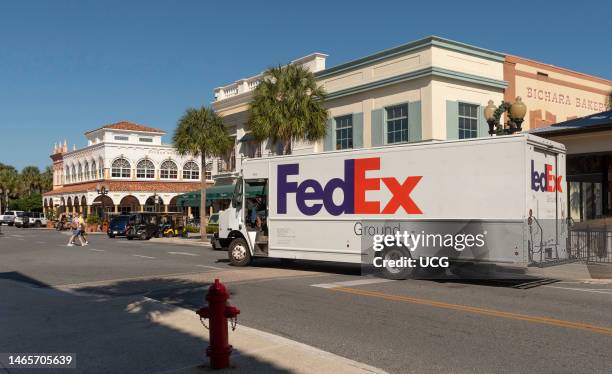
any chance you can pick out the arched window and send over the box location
[71,165,76,182]
[84,162,90,180]
[111,158,131,178]
[160,160,178,179]
[91,160,97,179]
[136,159,155,179]
[77,164,83,181]
[65,167,70,183]
[182,161,199,180]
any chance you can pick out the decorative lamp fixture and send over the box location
[483,97,527,136]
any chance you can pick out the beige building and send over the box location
[208,36,611,183]
[504,55,611,129]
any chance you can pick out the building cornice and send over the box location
[316,36,505,80]
[326,66,507,100]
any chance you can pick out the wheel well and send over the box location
[228,230,246,241]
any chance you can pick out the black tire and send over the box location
[378,247,416,280]
[140,232,147,240]
[108,234,115,238]
[8,222,13,226]
[127,236,133,240]
[228,238,251,266]
[34,221,41,228]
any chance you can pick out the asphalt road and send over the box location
[1,226,611,374]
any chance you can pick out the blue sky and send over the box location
[1,0,611,171]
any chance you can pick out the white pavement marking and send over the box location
[543,285,612,295]
[36,241,46,244]
[10,234,25,238]
[195,264,222,270]
[311,278,396,289]
[133,254,155,259]
[167,251,198,256]
[88,248,105,252]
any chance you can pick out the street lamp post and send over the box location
[484,97,527,136]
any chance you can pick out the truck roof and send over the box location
[244,133,566,165]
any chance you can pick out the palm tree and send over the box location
[40,166,53,193]
[20,166,41,195]
[248,64,328,155]
[607,91,612,110]
[0,168,20,213]
[173,106,233,240]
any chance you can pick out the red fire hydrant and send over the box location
[196,278,240,369]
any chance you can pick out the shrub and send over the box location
[86,214,101,225]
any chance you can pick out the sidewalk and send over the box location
[0,278,385,373]
[526,262,612,281]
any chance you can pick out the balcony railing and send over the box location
[213,53,327,102]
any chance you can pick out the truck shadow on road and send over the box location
[244,259,560,289]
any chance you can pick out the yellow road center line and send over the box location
[332,287,612,335]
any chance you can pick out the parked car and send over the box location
[15,212,48,228]
[107,215,131,238]
[0,210,24,226]
[126,213,160,240]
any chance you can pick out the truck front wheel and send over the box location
[228,238,251,266]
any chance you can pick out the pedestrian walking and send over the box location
[79,214,88,245]
[67,214,86,247]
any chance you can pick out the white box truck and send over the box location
[214,134,567,279]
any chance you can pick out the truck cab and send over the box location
[215,176,269,265]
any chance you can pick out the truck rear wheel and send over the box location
[378,247,416,280]
[228,238,251,266]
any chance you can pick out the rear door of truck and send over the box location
[527,137,567,262]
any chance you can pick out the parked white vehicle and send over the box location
[15,212,48,228]
[214,134,567,279]
[0,210,24,226]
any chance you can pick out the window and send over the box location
[114,135,129,141]
[458,103,478,139]
[205,162,212,180]
[71,165,76,182]
[245,141,262,158]
[137,159,155,179]
[335,115,353,150]
[84,162,90,180]
[218,149,236,172]
[111,158,131,178]
[91,161,97,179]
[160,160,178,179]
[386,104,408,144]
[183,161,200,180]
[139,137,153,143]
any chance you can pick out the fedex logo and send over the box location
[531,160,563,192]
[277,157,423,216]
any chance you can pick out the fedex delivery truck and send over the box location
[214,133,567,279]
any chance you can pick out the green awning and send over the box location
[175,183,265,208]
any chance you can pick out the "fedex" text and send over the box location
[531,160,563,193]
[277,157,422,216]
